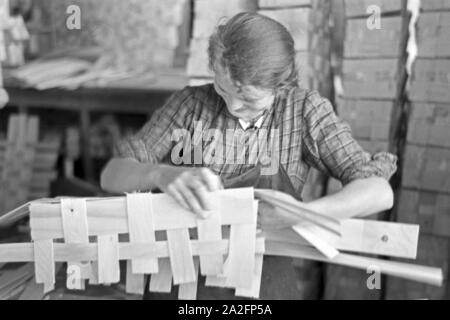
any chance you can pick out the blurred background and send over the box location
[0,0,449,300]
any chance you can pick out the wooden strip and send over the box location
[97,235,120,284]
[1,116,19,215]
[223,198,256,289]
[0,239,266,263]
[178,257,200,300]
[0,283,27,300]
[235,254,264,299]
[149,258,173,293]
[204,274,230,288]
[61,198,92,289]
[266,241,443,287]
[26,116,39,144]
[16,114,28,145]
[0,263,34,293]
[60,199,90,246]
[88,260,99,285]
[60,198,89,243]
[264,219,419,259]
[6,115,19,142]
[126,193,158,274]
[33,240,55,293]
[166,228,196,285]
[197,211,223,275]
[125,260,145,295]
[292,223,340,259]
[30,189,256,240]
[255,189,341,235]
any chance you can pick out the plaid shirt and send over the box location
[114,84,397,195]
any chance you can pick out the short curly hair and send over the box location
[208,12,298,90]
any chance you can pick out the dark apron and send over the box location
[144,164,321,300]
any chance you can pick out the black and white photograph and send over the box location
[0,0,449,304]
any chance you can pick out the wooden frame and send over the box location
[0,188,444,299]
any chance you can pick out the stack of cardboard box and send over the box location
[337,0,406,155]
[385,0,450,300]
[258,0,332,97]
[187,0,258,85]
[323,0,408,299]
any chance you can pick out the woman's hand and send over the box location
[155,165,224,218]
[257,201,303,230]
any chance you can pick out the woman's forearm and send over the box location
[304,177,394,220]
[100,158,161,193]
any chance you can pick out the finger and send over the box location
[174,179,203,216]
[198,168,223,191]
[188,178,213,215]
[167,184,190,211]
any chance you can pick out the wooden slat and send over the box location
[19,263,63,300]
[149,258,173,293]
[178,257,200,300]
[126,193,158,274]
[197,211,223,275]
[0,238,266,263]
[88,260,99,285]
[6,115,19,142]
[97,234,120,284]
[61,198,92,289]
[235,253,264,299]
[266,241,443,286]
[293,223,340,259]
[0,263,34,293]
[166,228,196,285]
[33,240,55,293]
[223,198,256,289]
[125,260,145,295]
[265,219,419,259]
[6,239,440,288]
[255,189,341,235]
[30,188,256,240]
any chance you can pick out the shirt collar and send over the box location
[238,112,266,130]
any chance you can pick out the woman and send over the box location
[101,12,397,299]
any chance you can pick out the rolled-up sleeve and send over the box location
[114,86,195,163]
[301,91,397,185]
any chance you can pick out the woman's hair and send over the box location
[208,12,298,90]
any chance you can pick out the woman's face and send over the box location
[213,66,275,122]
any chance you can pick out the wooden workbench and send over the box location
[3,70,189,182]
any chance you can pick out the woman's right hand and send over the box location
[155,165,224,219]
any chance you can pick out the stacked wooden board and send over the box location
[323,0,408,299]
[35,0,191,71]
[0,114,60,219]
[187,0,258,85]
[337,0,406,154]
[385,1,450,300]
[0,0,8,108]
[0,54,7,109]
[258,0,333,98]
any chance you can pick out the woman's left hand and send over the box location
[257,201,303,230]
